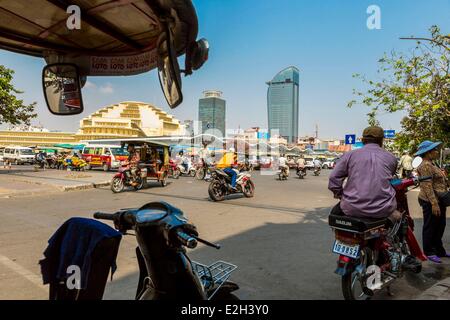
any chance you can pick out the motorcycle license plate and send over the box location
[332,240,360,259]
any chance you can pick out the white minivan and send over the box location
[3,146,35,165]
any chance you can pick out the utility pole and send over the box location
[315,124,319,139]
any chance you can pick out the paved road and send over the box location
[0,169,449,300]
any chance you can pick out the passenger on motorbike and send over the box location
[328,126,401,222]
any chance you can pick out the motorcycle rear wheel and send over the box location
[160,173,167,187]
[134,177,145,190]
[208,181,225,201]
[342,247,373,300]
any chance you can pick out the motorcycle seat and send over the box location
[328,212,388,233]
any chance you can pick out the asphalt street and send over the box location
[0,169,449,300]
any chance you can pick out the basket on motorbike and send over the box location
[191,260,237,291]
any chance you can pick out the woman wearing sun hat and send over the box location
[416,140,449,263]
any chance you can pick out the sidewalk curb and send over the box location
[415,278,450,300]
[61,181,111,192]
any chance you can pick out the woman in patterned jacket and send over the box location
[415,140,449,263]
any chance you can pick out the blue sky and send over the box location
[1,0,449,138]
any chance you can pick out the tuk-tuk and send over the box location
[121,140,170,187]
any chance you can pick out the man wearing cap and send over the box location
[328,126,400,220]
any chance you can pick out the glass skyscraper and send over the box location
[198,90,226,137]
[266,67,299,144]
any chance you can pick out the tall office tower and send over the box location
[198,90,226,137]
[267,66,299,144]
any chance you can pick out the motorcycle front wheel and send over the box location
[342,247,373,300]
[196,168,206,180]
[208,181,225,201]
[242,180,255,198]
[173,169,181,179]
[111,177,125,193]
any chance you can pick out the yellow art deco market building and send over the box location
[0,101,185,147]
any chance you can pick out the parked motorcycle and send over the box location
[208,169,255,201]
[328,175,430,300]
[94,201,239,300]
[277,166,289,180]
[111,163,146,193]
[296,167,307,179]
[46,155,58,169]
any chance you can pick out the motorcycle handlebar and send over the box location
[176,230,198,249]
[94,210,136,231]
[417,175,432,182]
[93,212,115,221]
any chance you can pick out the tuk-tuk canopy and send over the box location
[0,0,198,67]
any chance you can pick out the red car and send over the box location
[82,145,129,171]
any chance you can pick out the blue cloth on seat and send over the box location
[40,217,122,289]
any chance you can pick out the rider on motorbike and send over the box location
[180,151,191,173]
[218,149,239,191]
[35,151,47,168]
[313,158,322,172]
[278,154,289,176]
[124,144,140,186]
[297,155,306,169]
[328,126,401,222]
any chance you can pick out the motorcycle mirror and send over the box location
[157,25,183,109]
[42,63,84,115]
[412,156,423,169]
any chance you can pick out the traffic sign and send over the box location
[345,134,356,145]
[384,130,395,138]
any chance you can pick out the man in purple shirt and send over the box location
[328,126,398,219]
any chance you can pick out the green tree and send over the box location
[348,26,450,152]
[0,65,37,126]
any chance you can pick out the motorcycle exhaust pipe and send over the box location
[363,273,396,296]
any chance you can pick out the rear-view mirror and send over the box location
[158,26,183,109]
[412,156,423,169]
[42,63,84,115]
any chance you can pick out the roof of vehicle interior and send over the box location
[0,0,186,57]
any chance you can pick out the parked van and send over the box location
[81,145,129,171]
[3,146,35,165]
